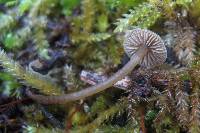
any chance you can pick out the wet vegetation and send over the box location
[0,0,200,132]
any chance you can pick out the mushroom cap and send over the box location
[123,28,167,68]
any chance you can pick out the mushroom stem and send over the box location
[27,46,148,104]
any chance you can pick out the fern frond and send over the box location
[188,61,200,133]
[156,84,176,119]
[0,14,15,35]
[73,98,127,132]
[114,2,161,32]
[189,93,200,133]
[154,107,180,133]
[18,0,33,15]
[175,83,190,129]
[0,49,62,95]
[28,0,58,18]
[81,0,96,32]
[90,96,109,116]
[149,0,192,19]
[3,26,31,49]
[71,33,111,43]
[62,65,78,90]
[96,122,139,133]
[175,0,193,8]
[32,17,50,59]
[174,27,196,65]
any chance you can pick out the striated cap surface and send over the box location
[123,28,167,68]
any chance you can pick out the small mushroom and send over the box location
[124,28,167,68]
[27,28,167,104]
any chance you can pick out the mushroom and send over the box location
[27,28,167,104]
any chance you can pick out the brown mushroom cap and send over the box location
[123,28,167,68]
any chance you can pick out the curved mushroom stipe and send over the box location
[27,47,145,104]
[27,28,167,104]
